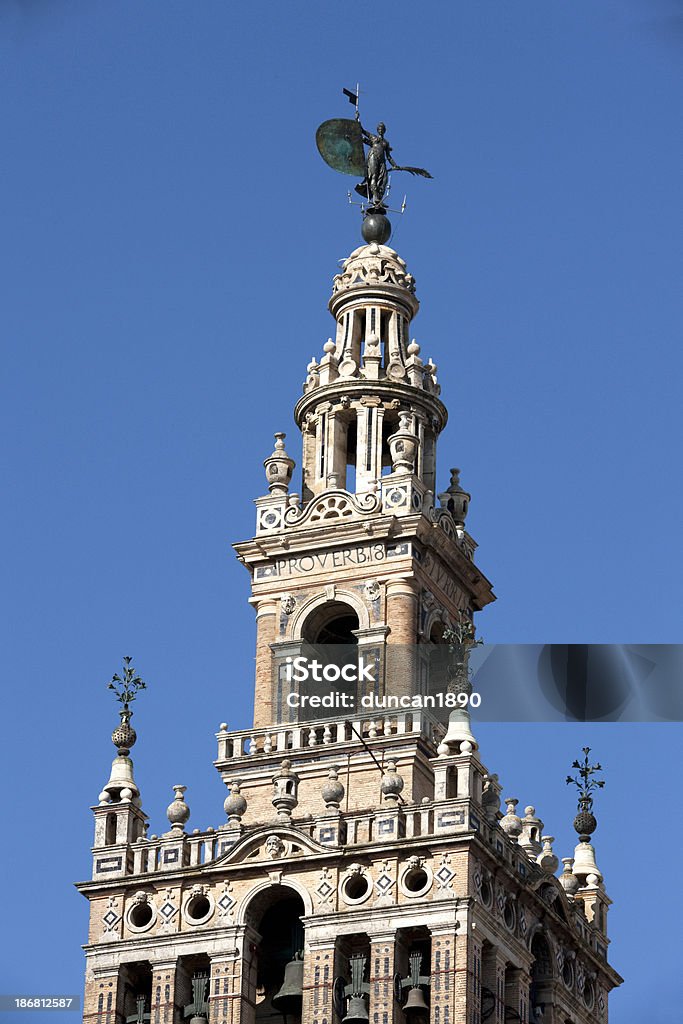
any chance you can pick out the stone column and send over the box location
[82,966,119,1024]
[303,941,337,1024]
[385,578,418,702]
[209,926,259,1024]
[355,405,371,493]
[386,578,418,645]
[506,968,530,1024]
[369,932,398,1024]
[327,410,348,488]
[301,419,317,502]
[149,961,176,1024]
[481,945,507,1024]
[430,927,464,1024]
[252,598,278,728]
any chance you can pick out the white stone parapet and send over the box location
[215,710,442,761]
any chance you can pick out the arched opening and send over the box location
[429,621,447,644]
[381,409,400,475]
[176,955,211,1023]
[480,941,496,1022]
[302,601,359,645]
[530,932,554,1020]
[395,927,431,1023]
[245,887,306,1024]
[334,932,371,1022]
[105,813,117,846]
[121,962,152,1024]
[345,417,357,492]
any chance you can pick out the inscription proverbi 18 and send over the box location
[255,541,411,579]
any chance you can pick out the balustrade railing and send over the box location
[216,711,445,760]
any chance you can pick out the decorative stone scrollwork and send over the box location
[283,489,380,528]
[436,511,456,538]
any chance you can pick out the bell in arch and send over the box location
[182,972,209,1024]
[342,995,370,1023]
[271,951,304,1017]
[336,953,370,1024]
[403,986,429,1015]
[397,951,431,1020]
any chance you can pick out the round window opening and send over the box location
[404,868,429,893]
[562,961,574,988]
[187,895,212,922]
[129,902,153,929]
[583,981,594,1010]
[480,880,492,907]
[503,901,515,930]
[343,874,370,901]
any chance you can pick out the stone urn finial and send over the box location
[500,798,523,842]
[223,780,247,826]
[321,765,345,811]
[387,413,418,474]
[537,836,559,874]
[263,432,295,495]
[166,785,190,834]
[559,857,580,896]
[481,773,502,822]
[380,760,404,805]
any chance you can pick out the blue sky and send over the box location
[1,2,681,1022]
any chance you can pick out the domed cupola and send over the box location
[294,240,447,502]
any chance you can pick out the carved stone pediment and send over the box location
[209,826,333,868]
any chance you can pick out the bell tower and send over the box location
[237,237,494,730]
[78,145,622,1024]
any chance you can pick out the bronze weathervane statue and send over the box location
[316,86,432,244]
